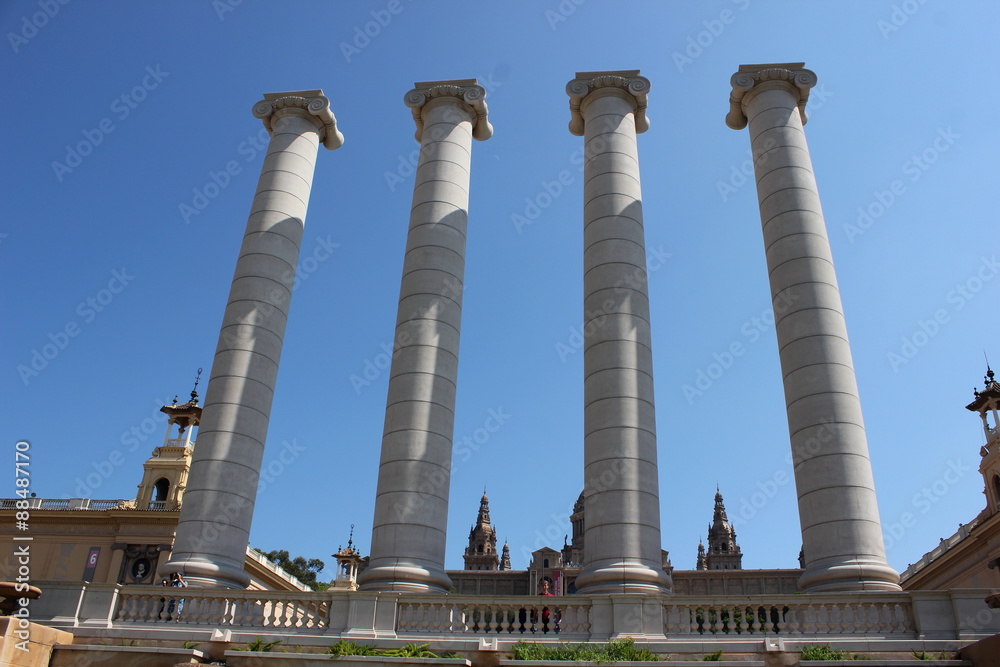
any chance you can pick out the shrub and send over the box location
[800,644,847,660]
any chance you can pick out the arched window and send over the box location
[153,478,170,501]
[543,558,549,569]
[993,474,1000,507]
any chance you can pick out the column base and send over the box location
[159,557,250,590]
[574,559,673,595]
[798,557,901,592]
[356,559,452,594]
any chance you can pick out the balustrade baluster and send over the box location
[738,606,749,634]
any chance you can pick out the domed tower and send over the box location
[135,373,202,511]
[968,366,1000,515]
[705,486,742,570]
[463,490,499,571]
[499,541,512,571]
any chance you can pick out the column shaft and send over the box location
[358,81,491,593]
[163,92,342,589]
[727,64,899,592]
[568,71,671,595]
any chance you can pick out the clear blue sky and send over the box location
[3,0,997,578]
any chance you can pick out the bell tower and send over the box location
[136,372,202,511]
[704,487,743,571]
[968,366,1000,515]
[463,490,499,571]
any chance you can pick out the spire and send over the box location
[499,541,511,571]
[477,489,492,527]
[463,488,499,571]
[705,487,742,570]
[696,540,707,570]
[189,367,203,405]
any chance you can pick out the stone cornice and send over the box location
[252,89,345,150]
[404,79,493,142]
[566,70,650,136]
[726,63,817,130]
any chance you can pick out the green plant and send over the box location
[701,648,724,661]
[233,636,283,652]
[384,642,440,658]
[911,650,952,660]
[182,640,200,650]
[327,639,382,656]
[510,637,659,662]
[800,644,847,660]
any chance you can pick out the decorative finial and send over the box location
[347,523,355,549]
[190,367,203,404]
[172,395,179,405]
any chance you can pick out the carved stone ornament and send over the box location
[726,63,817,130]
[566,70,651,136]
[404,79,493,143]
[252,89,345,150]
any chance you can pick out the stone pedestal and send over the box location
[566,70,671,595]
[358,80,492,593]
[163,90,343,589]
[727,63,899,592]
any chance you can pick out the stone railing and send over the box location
[26,583,1000,643]
[396,596,592,636]
[0,498,131,510]
[115,587,329,629]
[662,596,914,636]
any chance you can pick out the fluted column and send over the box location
[358,80,492,593]
[727,63,899,592]
[162,91,343,589]
[567,70,671,595]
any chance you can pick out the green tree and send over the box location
[258,548,328,590]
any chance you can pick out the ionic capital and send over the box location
[404,79,493,142]
[252,90,344,150]
[566,70,650,136]
[726,63,817,130]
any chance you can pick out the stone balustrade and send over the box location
[27,583,999,643]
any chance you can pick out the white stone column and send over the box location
[163,91,343,589]
[358,80,491,593]
[726,64,900,592]
[566,71,671,595]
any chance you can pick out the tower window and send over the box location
[153,478,170,502]
[543,558,549,569]
[993,474,1000,507]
